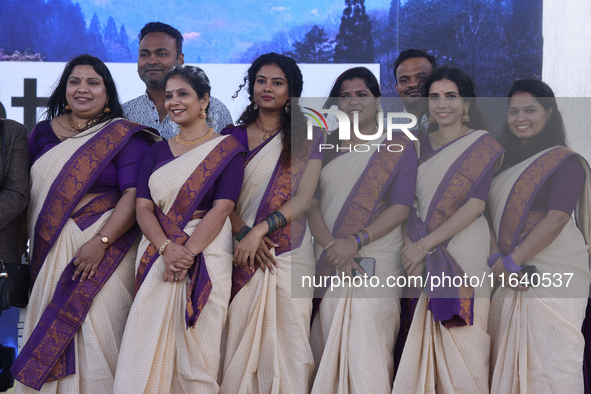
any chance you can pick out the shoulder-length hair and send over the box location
[233,52,305,161]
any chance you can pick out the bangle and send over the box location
[158,239,171,256]
[488,252,504,268]
[235,226,251,241]
[349,235,360,251]
[417,238,436,255]
[265,211,287,235]
[362,228,373,244]
[502,253,523,274]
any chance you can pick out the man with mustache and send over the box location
[394,49,437,129]
[123,22,232,138]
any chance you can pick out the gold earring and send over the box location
[199,109,207,118]
[462,109,470,123]
[428,115,436,124]
[65,104,71,111]
[284,101,290,113]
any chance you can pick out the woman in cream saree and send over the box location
[220,53,323,394]
[392,68,504,394]
[12,55,155,393]
[113,65,245,394]
[307,67,417,394]
[488,79,591,394]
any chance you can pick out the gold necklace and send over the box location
[255,119,281,143]
[175,127,214,146]
[436,125,468,146]
[69,114,97,132]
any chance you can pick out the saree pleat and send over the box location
[392,131,496,394]
[310,138,404,394]
[113,137,237,394]
[488,148,591,394]
[221,134,316,394]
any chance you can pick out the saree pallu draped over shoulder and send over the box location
[113,135,244,394]
[488,147,591,394]
[309,134,412,394]
[221,130,320,394]
[393,130,504,394]
[12,119,151,393]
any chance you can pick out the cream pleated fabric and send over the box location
[16,121,138,394]
[392,131,493,394]
[221,134,316,394]
[488,149,591,394]
[113,137,234,394]
[310,139,404,394]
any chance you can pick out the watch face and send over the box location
[101,236,109,244]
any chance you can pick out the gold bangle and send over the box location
[349,235,359,251]
[417,238,436,255]
[158,239,171,256]
[362,228,373,244]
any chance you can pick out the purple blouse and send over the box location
[221,125,325,161]
[28,120,151,193]
[315,132,417,207]
[136,139,244,210]
[419,131,493,201]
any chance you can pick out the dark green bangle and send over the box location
[235,226,251,241]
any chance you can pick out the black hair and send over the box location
[233,52,305,161]
[498,79,567,167]
[45,54,122,124]
[139,22,183,58]
[324,67,380,109]
[420,67,487,133]
[393,49,437,83]
[164,64,211,114]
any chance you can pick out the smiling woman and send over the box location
[11,54,158,394]
[392,67,504,394]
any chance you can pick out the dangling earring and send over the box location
[199,109,207,118]
[284,101,290,113]
[252,100,258,110]
[462,108,470,123]
[65,104,71,111]
[103,99,110,114]
[428,115,436,124]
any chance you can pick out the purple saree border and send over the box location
[134,137,244,327]
[497,147,574,256]
[30,120,147,285]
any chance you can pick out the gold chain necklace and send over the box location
[436,125,468,146]
[69,114,97,132]
[255,119,281,143]
[175,127,214,146]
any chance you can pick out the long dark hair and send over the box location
[45,54,122,124]
[164,65,211,114]
[233,52,306,160]
[420,67,487,133]
[324,67,381,109]
[498,79,567,167]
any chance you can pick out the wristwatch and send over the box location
[96,232,112,248]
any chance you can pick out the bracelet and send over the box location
[502,253,523,274]
[265,211,287,235]
[488,252,504,268]
[235,226,251,241]
[158,239,171,256]
[349,235,360,251]
[417,238,436,255]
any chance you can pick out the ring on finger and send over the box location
[174,274,179,281]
